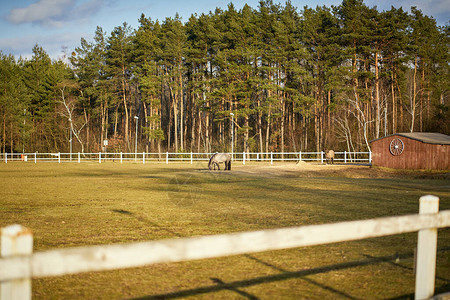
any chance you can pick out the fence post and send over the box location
[4,153,6,164]
[58,152,61,163]
[99,152,101,164]
[320,151,324,164]
[120,152,123,164]
[34,152,37,164]
[415,195,439,300]
[369,151,372,164]
[143,152,145,164]
[299,152,302,161]
[190,152,193,164]
[78,152,80,163]
[166,152,169,164]
[243,152,246,165]
[1,224,33,300]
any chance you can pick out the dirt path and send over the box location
[229,161,449,179]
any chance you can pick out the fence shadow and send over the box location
[111,209,184,238]
[110,209,449,299]
[134,248,450,300]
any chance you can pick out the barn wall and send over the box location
[371,135,450,170]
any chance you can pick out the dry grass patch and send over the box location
[0,162,449,299]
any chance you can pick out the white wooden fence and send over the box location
[1,151,372,164]
[1,195,449,300]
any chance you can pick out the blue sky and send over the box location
[0,0,448,60]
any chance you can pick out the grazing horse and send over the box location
[208,153,232,170]
[325,149,335,165]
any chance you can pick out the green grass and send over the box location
[1,162,449,299]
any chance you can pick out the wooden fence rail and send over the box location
[1,195,449,300]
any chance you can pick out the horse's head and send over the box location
[208,153,217,170]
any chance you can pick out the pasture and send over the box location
[1,162,449,299]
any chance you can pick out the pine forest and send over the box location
[1,0,449,155]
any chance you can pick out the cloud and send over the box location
[367,0,449,25]
[405,0,450,24]
[0,31,91,60]
[7,0,105,27]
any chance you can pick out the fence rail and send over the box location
[1,195,448,300]
[1,151,372,165]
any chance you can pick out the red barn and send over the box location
[370,133,450,170]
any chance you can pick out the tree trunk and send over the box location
[375,50,380,138]
[391,72,396,134]
[257,97,263,154]
[122,66,129,151]
[410,56,418,133]
[172,85,178,152]
[114,105,118,138]
[2,112,5,153]
[315,89,320,154]
[265,102,271,157]
[420,66,424,131]
[179,63,184,151]
[197,110,202,153]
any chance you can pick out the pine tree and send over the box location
[0,53,29,152]
[71,27,109,152]
[160,14,187,152]
[106,23,134,150]
[134,14,164,153]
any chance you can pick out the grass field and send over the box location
[1,162,449,299]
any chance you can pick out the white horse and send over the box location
[325,149,335,164]
[208,153,232,170]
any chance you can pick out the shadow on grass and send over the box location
[110,208,450,299]
[133,248,450,300]
[111,209,184,238]
[387,284,450,300]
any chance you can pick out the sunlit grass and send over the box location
[1,162,449,299]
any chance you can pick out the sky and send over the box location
[0,0,448,60]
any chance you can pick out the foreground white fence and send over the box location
[1,151,371,164]
[1,195,449,300]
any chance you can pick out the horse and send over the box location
[208,153,232,170]
[324,149,335,165]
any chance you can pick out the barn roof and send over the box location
[371,132,450,145]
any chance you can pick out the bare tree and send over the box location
[335,115,355,154]
[344,98,373,152]
[57,83,88,154]
[405,87,425,133]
